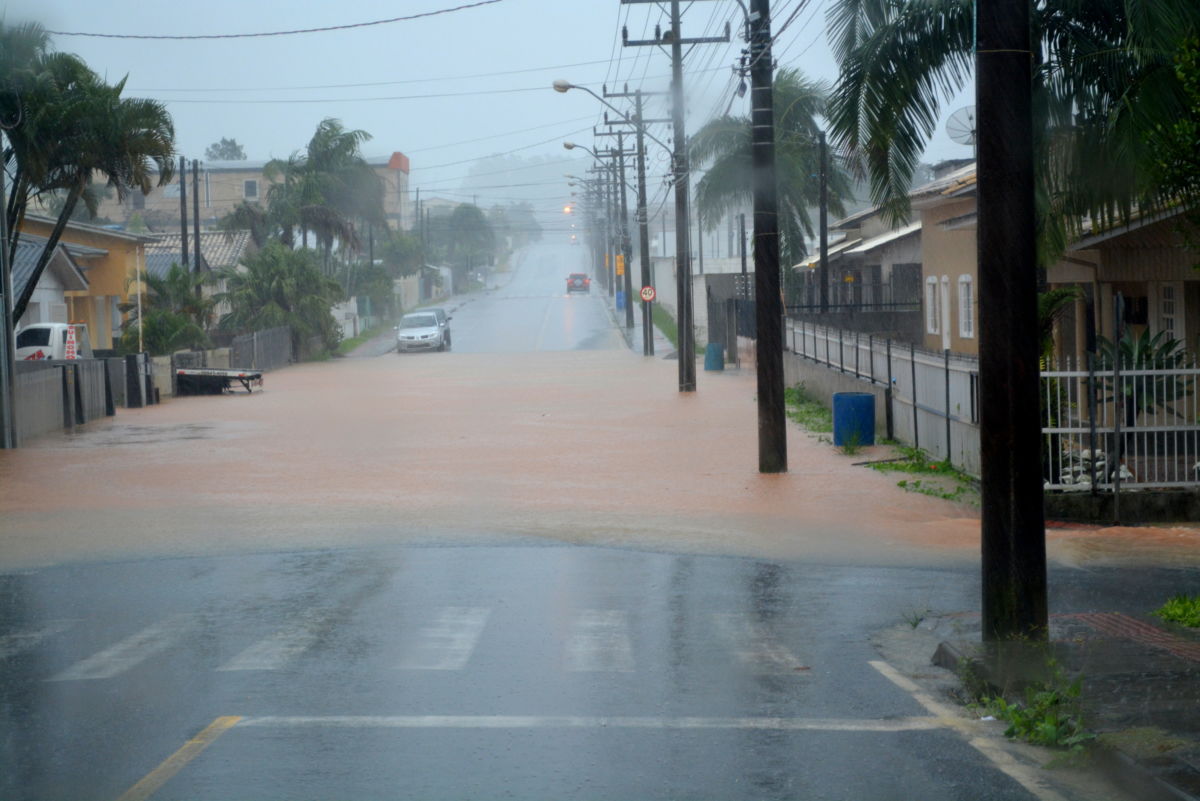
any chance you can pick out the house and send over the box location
[93,152,412,231]
[911,163,1200,361]
[11,234,90,326]
[17,216,155,350]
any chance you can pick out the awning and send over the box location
[799,237,862,269]
[845,222,921,254]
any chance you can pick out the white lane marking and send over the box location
[0,620,78,659]
[217,609,332,672]
[49,613,198,681]
[566,610,634,673]
[238,715,942,731]
[397,606,490,671]
[869,660,1070,801]
[713,613,805,674]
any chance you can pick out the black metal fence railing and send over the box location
[787,281,920,312]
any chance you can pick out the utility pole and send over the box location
[819,131,829,314]
[595,129,638,329]
[747,0,786,473]
[602,86,671,355]
[192,160,202,293]
[623,0,728,392]
[179,155,189,268]
[0,135,16,449]
[977,0,1047,641]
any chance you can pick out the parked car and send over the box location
[395,312,447,353]
[566,273,591,293]
[14,323,94,361]
[426,307,452,349]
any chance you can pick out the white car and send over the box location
[395,312,447,353]
[15,323,94,361]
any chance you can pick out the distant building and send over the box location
[94,152,412,231]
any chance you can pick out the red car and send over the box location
[567,273,591,293]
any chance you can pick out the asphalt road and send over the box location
[0,242,1172,800]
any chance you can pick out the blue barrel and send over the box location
[704,342,724,371]
[832,392,875,447]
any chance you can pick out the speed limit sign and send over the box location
[640,286,656,302]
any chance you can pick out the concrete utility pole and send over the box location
[595,130,639,329]
[599,86,671,356]
[818,131,829,314]
[0,136,16,449]
[976,0,1047,641]
[749,0,786,474]
[179,155,189,269]
[623,0,729,392]
[192,160,202,292]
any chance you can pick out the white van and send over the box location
[14,323,94,361]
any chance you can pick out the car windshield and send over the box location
[401,315,437,328]
[16,328,50,348]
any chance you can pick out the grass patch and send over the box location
[1154,594,1200,628]
[972,658,1095,755]
[870,446,979,505]
[784,384,833,433]
[652,304,680,349]
[335,321,393,356]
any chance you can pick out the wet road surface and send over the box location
[0,242,1189,799]
[0,545,1162,800]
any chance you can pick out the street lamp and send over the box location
[555,79,679,368]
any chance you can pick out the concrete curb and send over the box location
[933,638,1200,801]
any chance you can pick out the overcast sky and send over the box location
[3,0,973,221]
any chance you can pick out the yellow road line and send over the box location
[115,716,241,801]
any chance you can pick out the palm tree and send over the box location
[689,69,852,270]
[2,22,175,322]
[215,242,344,356]
[827,0,1200,260]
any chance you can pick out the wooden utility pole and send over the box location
[976,0,1047,641]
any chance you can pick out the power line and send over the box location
[48,1,504,40]
[154,85,551,105]
[129,58,617,93]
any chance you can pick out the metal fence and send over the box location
[230,326,292,371]
[787,319,982,472]
[786,319,1200,490]
[1043,358,1200,491]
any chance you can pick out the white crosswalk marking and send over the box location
[566,610,634,672]
[713,613,805,675]
[0,620,78,659]
[49,613,198,681]
[397,607,490,671]
[217,609,333,672]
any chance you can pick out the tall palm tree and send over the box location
[689,69,851,269]
[2,22,175,322]
[827,0,1200,261]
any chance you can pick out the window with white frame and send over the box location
[958,275,975,338]
[1159,284,1177,339]
[925,276,940,334]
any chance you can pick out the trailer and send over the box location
[175,368,263,395]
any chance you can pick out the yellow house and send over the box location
[18,215,154,351]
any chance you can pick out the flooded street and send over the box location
[0,244,1192,800]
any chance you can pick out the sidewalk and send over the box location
[903,611,1200,801]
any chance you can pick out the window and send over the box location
[16,327,50,349]
[244,179,259,200]
[1160,284,1177,338]
[958,275,975,338]
[925,276,940,334]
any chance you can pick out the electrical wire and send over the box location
[48,1,504,40]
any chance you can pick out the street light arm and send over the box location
[553,80,672,154]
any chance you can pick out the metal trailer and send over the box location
[175,368,263,395]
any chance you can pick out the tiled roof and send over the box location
[11,235,89,299]
[146,229,252,273]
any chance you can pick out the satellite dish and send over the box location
[946,106,977,147]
